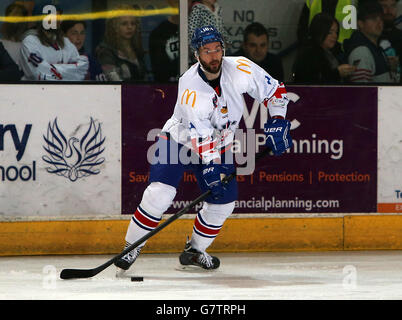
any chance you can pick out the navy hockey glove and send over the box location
[264,118,293,156]
[202,162,224,200]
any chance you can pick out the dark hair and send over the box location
[308,13,339,47]
[60,20,87,34]
[32,3,65,48]
[357,0,383,21]
[243,22,269,42]
[36,27,65,48]
[0,3,29,41]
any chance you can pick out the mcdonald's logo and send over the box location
[236,58,251,74]
[181,89,197,107]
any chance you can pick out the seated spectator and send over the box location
[234,22,284,82]
[344,1,396,82]
[0,42,23,81]
[378,0,402,83]
[96,5,146,81]
[297,0,357,45]
[19,5,88,81]
[61,20,106,81]
[149,0,179,82]
[293,13,356,83]
[15,1,34,11]
[0,3,29,68]
[14,0,35,21]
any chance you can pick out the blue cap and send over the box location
[191,26,224,51]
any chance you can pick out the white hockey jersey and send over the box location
[19,31,88,81]
[161,56,289,163]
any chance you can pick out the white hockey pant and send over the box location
[190,201,235,252]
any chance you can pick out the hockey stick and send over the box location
[60,147,272,279]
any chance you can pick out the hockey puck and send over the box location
[130,276,144,282]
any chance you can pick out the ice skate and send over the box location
[114,242,143,272]
[178,238,220,270]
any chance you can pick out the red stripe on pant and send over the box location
[193,216,221,237]
[134,208,159,229]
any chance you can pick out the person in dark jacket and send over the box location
[378,0,402,83]
[0,42,22,81]
[343,0,395,83]
[235,22,284,82]
[96,4,146,81]
[149,0,179,82]
[296,0,357,45]
[292,13,356,83]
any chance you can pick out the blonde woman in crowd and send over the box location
[96,5,146,81]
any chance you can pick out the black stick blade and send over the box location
[60,268,98,279]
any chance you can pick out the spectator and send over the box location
[344,1,395,82]
[96,4,146,81]
[60,20,106,81]
[149,0,179,82]
[297,0,357,45]
[293,13,356,83]
[0,42,23,81]
[234,22,284,82]
[378,0,402,82]
[14,1,35,16]
[0,3,29,67]
[188,1,230,46]
[19,4,88,81]
[14,0,36,29]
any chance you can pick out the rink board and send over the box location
[0,84,399,217]
[0,84,122,216]
[377,87,402,213]
[1,215,402,256]
[122,85,378,214]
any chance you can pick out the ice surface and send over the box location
[1,251,402,300]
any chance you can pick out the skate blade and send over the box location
[175,264,217,272]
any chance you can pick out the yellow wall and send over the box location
[1,215,402,256]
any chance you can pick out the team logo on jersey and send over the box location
[42,117,106,182]
[221,105,228,114]
[235,58,251,74]
[181,89,197,107]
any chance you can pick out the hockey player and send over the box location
[115,26,292,271]
[19,4,88,81]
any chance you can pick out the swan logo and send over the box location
[42,118,106,182]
